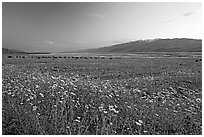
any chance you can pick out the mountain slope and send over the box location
[80,38,202,53]
[2,48,28,54]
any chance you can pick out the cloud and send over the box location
[164,18,175,23]
[83,13,105,18]
[182,11,196,17]
[44,41,54,45]
[164,10,198,23]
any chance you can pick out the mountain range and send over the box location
[2,48,50,55]
[77,38,202,53]
[2,38,202,54]
[2,48,27,54]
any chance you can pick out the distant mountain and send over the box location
[77,38,202,53]
[2,48,51,55]
[2,48,28,54]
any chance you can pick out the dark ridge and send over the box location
[2,48,28,54]
[2,48,51,55]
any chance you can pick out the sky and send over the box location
[2,2,202,52]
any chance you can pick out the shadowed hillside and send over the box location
[2,48,51,55]
[2,48,28,54]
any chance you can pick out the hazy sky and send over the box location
[2,2,202,52]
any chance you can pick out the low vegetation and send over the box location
[2,54,202,135]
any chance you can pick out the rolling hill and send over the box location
[2,48,51,55]
[2,48,28,54]
[78,38,202,53]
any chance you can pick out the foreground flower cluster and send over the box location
[2,56,202,135]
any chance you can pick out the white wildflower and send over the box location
[33,106,37,111]
[52,83,58,89]
[77,116,81,119]
[36,85,39,88]
[114,110,119,114]
[39,93,44,98]
[70,82,77,87]
[103,111,108,114]
[196,98,201,103]
[135,121,142,126]
[74,119,81,123]
[73,87,77,90]
[99,104,104,111]
[138,120,143,124]
[59,100,63,104]
[109,105,114,110]
[8,92,12,95]
[70,92,76,96]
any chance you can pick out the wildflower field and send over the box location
[2,54,202,135]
